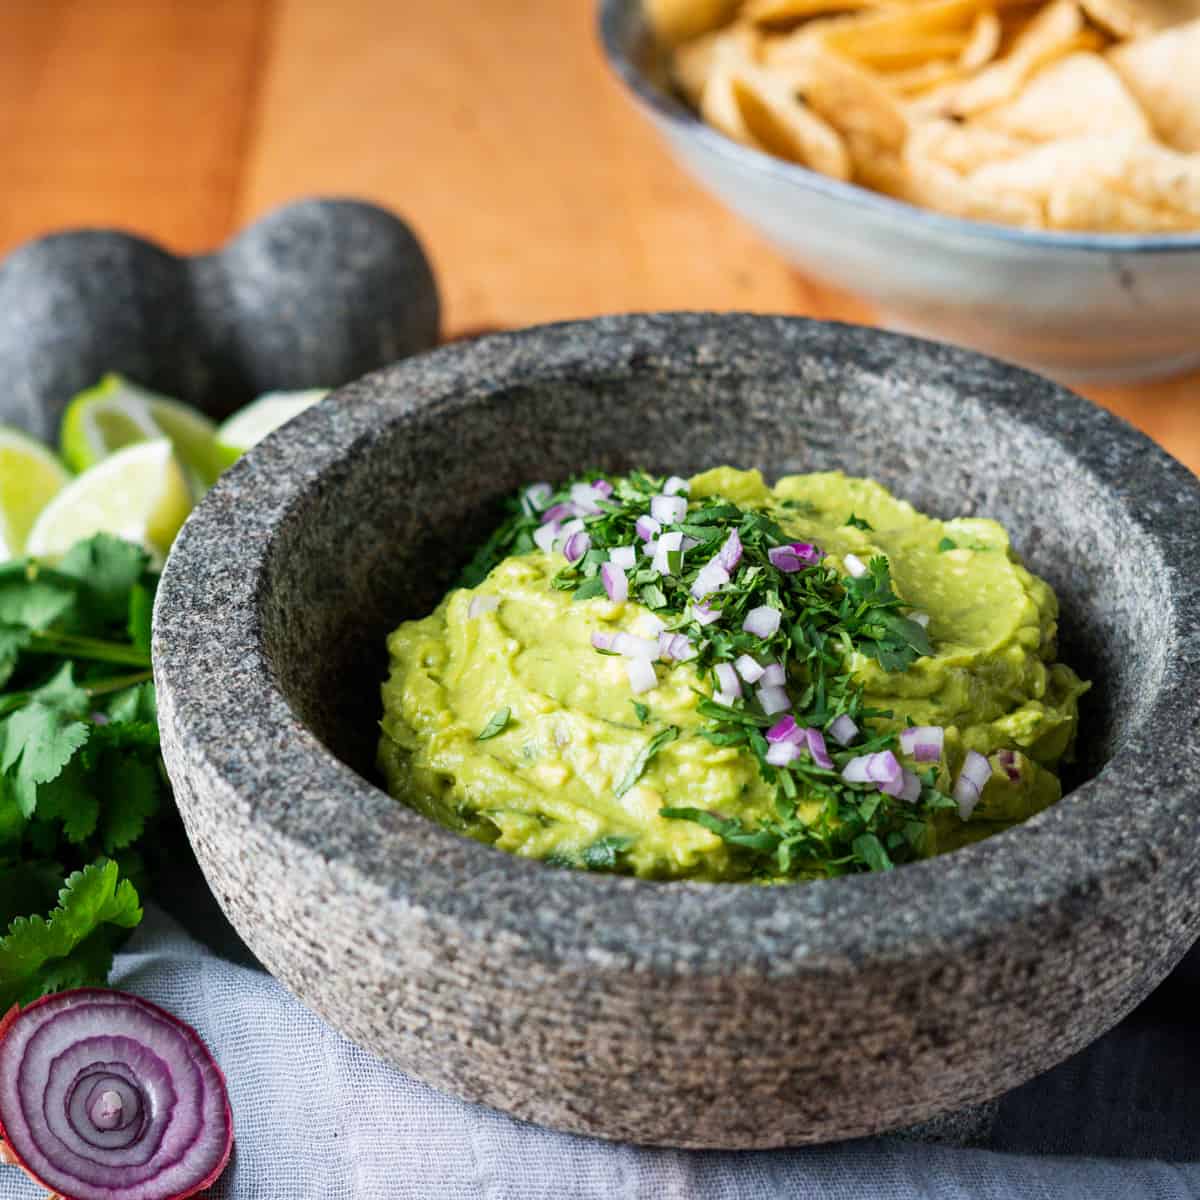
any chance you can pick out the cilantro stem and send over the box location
[26,633,151,668]
[85,670,154,697]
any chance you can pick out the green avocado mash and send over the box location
[377,468,1089,882]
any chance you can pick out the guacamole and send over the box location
[377,468,1089,882]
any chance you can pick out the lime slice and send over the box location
[60,374,224,489]
[26,439,193,562]
[214,390,328,469]
[0,426,71,560]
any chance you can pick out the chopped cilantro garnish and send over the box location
[937,537,957,552]
[845,513,873,531]
[614,726,679,798]
[581,835,635,871]
[631,700,650,725]
[477,707,512,740]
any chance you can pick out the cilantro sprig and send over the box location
[466,472,954,880]
[1,534,168,1005]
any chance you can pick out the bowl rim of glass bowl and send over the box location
[597,0,1200,255]
[153,313,1200,977]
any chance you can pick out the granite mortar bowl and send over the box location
[153,313,1200,1148]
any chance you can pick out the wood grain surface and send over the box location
[2,0,1196,469]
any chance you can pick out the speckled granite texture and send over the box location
[153,314,1200,1148]
[0,197,439,439]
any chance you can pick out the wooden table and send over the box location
[3,0,1197,470]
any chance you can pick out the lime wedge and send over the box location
[60,374,224,489]
[26,439,193,562]
[214,390,328,469]
[0,426,71,560]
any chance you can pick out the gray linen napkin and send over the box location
[3,904,1198,1200]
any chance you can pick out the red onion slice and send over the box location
[591,631,614,652]
[899,725,944,762]
[742,606,781,638]
[804,727,833,769]
[734,654,765,684]
[650,494,688,525]
[663,475,690,496]
[716,529,742,572]
[609,545,637,570]
[756,684,791,715]
[714,663,742,703]
[612,633,659,659]
[635,515,661,542]
[828,714,858,745]
[601,563,628,603]
[690,600,722,626]
[842,751,901,787]
[691,561,730,600]
[541,502,573,525]
[844,553,868,578]
[521,483,552,515]
[626,657,658,695]
[591,479,614,499]
[765,741,801,767]
[533,523,559,554]
[768,542,821,573]
[996,748,1022,781]
[653,531,684,576]
[658,632,696,662]
[0,989,232,1200]
[898,769,923,803]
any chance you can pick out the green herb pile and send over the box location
[463,471,959,880]
[0,535,166,1008]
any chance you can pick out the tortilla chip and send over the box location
[772,43,910,152]
[701,59,853,178]
[946,0,1085,115]
[746,0,886,23]
[645,0,744,45]
[958,10,1003,67]
[907,117,1034,171]
[974,52,1154,140]
[900,153,1046,224]
[1047,172,1199,230]
[1078,0,1200,38]
[674,27,760,106]
[1108,19,1200,151]
[883,60,968,94]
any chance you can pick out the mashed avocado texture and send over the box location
[377,468,1088,882]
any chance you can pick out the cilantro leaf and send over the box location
[98,755,161,853]
[615,726,679,798]
[937,537,956,552]
[1,702,90,818]
[852,832,893,872]
[659,807,780,852]
[0,625,31,688]
[477,707,512,741]
[631,700,650,725]
[0,566,78,631]
[845,513,873,531]
[0,859,142,1009]
[581,835,634,871]
[56,535,152,630]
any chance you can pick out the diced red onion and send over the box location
[521,482,552,514]
[653,530,684,576]
[468,594,500,619]
[643,539,659,560]
[533,523,559,554]
[954,750,992,819]
[691,561,730,600]
[714,663,742,702]
[898,769,923,803]
[766,715,802,744]
[541,502,573,525]
[663,475,690,496]
[768,542,821,573]
[759,662,786,687]
[659,632,696,662]
[828,714,858,745]
[641,614,667,638]
[910,611,931,629]
[757,684,791,715]
[609,545,637,569]
[691,600,722,626]
[560,517,584,536]
[842,750,901,787]
[650,494,688,525]
[591,479,613,498]
[626,657,658,695]
[765,741,801,767]
[997,748,1022,781]
[570,482,602,514]
[844,553,868,578]
[734,654,765,683]
[591,631,614,652]
[0,988,233,1200]
[899,725,944,762]
[601,562,628,603]
[716,529,742,572]
[682,536,700,552]
[635,515,661,542]
[562,530,590,564]
[612,632,659,659]
[804,727,833,769]
[742,606,781,638]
